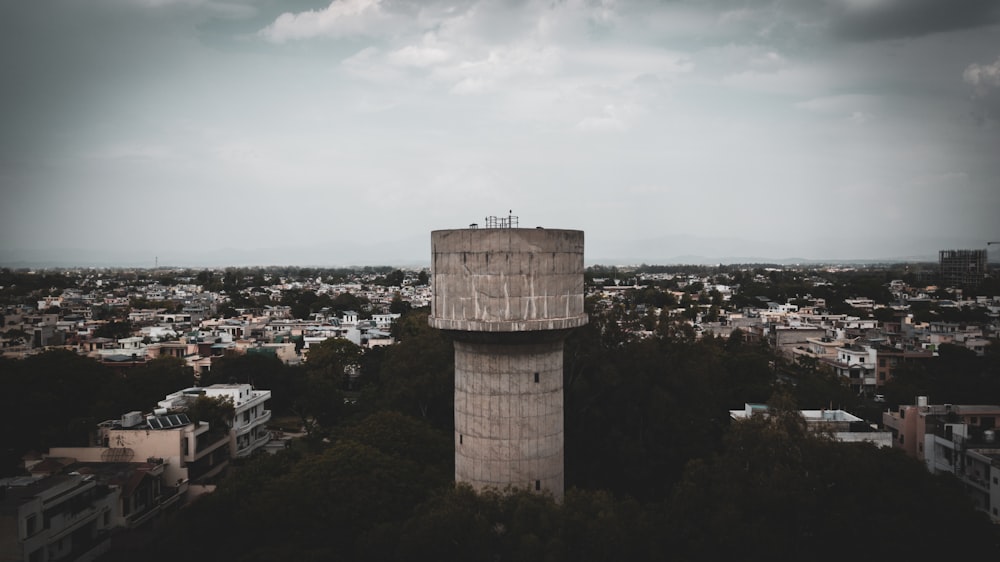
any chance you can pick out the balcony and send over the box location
[235,410,272,436]
[235,431,273,458]
[45,504,108,544]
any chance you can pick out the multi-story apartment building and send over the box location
[0,473,114,562]
[820,344,877,394]
[884,396,1000,522]
[158,384,272,459]
[924,418,1000,523]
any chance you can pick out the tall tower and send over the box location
[429,223,586,500]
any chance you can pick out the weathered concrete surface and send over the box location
[430,227,585,501]
[429,229,587,332]
[454,340,564,497]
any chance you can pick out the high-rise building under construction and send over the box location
[429,219,586,500]
[939,249,987,288]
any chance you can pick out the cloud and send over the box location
[387,33,452,68]
[258,0,390,43]
[722,66,836,96]
[438,45,563,95]
[795,94,881,121]
[849,111,872,124]
[127,0,256,17]
[964,55,1000,96]
[86,143,174,161]
[575,104,632,132]
[829,0,1000,41]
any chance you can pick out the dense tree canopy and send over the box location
[0,352,194,475]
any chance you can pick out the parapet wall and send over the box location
[429,228,587,332]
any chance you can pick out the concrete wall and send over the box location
[429,228,587,332]
[454,339,564,497]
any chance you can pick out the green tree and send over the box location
[372,310,453,428]
[94,319,134,339]
[110,356,195,413]
[306,337,362,376]
[186,395,235,436]
[201,354,295,413]
[389,293,411,314]
[667,390,1000,560]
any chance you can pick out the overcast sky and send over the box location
[2,0,999,266]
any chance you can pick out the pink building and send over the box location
[883,397,1000,462]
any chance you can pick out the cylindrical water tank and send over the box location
[429,228,587,332]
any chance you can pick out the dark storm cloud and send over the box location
[830,0,1000,41]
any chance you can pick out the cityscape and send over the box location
[3,1,1000,561]
[2,225,999,560]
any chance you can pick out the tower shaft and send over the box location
[454,335,566,495]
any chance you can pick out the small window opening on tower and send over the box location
[535,480,541,491]
[534,372,539,383]
[459,434,463,445]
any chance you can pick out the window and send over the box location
[459,434,463,445]
[899,435,904,445]
[535,480,541,491]
[25,514,37,536]
[534,372,539,383]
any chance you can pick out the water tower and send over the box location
[429,216,586,500]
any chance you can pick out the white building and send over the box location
[159,384,272,459]
[821,344,878,394]
[371,313,401,330]
[731,403,892,447]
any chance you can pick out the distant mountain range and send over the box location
[2,233,994,268]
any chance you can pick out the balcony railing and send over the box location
[235,431,273,458]
[235,410,272,435]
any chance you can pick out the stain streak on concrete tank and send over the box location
[430,228,586,500]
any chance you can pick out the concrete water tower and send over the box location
[429,217,586,500]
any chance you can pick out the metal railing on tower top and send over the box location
[479,213,518,229]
